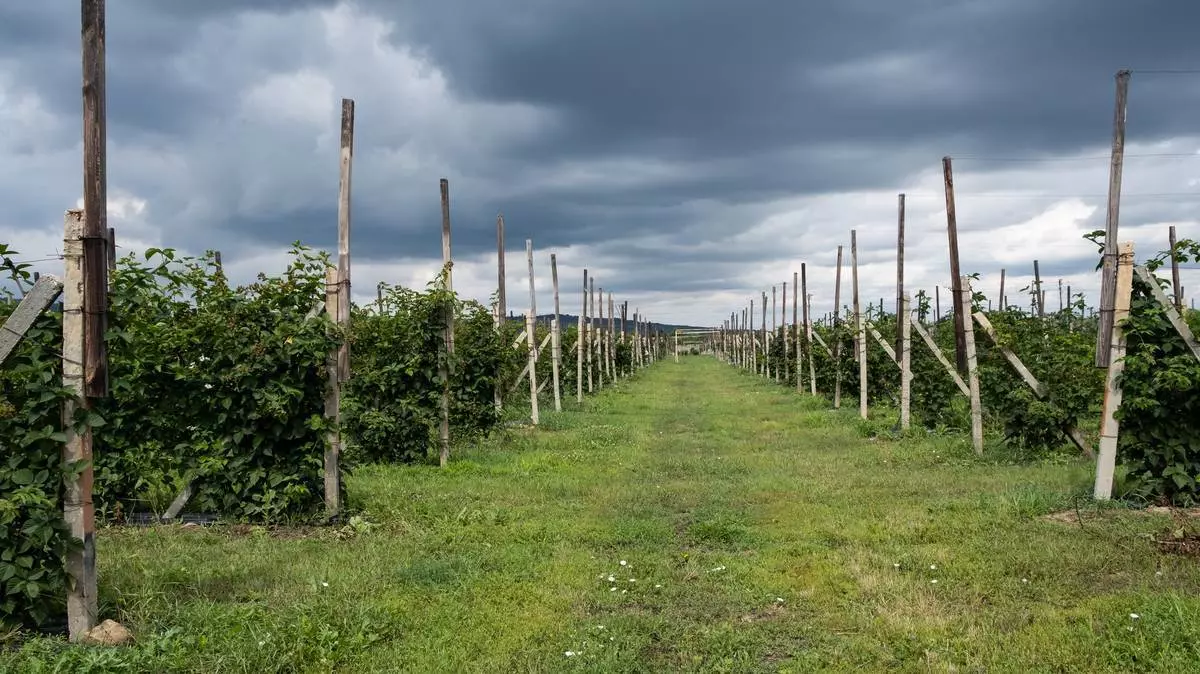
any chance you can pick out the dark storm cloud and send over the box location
[2,0,1200,322]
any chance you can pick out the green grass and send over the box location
[5,356,1200,672]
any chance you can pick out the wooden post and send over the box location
[550,253,562,412]
[761,292,767,378]
[750,298,756,374]
[438,176,453,467]
[1170,225,1183,313]
[81,0,109,399]
[833,245,844,408]
[782,279,789,384]
[323,267,342,508]
[674,330,680,363]
[1097,70,1131,368]
[900,292,912,430]
[896,193,905,354]
[106,227,116,273]
[607,293,615,380]
[62,210,97,640]
[803,265,815,394]
[1033,260,1044,318]
[943,156,967,373]
[852,230,867,419]
[772,284,778,381]
[792,272,800,392]
[960,276,984,454]
[588,277,596,392]
[597,287,606,388]
[578,269,587,402]
[1095,242,1135,499]
[324,97,354,507]
[999,269,1006,311]
[935,286,941,322]
[525,240,539,424]
[1058,278,1064,313]
[495,214,506,411]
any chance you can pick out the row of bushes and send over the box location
[727,236,1200,505]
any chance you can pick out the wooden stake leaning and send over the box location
[960,277,984,455]
[323,267,343,506]
[550,253,563,412]
[62,209,97,640]
[1095,242,1135,499]
[525,240,540,424]
[1133,265,1200,364]
[911,317,969,396]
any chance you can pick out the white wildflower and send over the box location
[1130,613,1140,620]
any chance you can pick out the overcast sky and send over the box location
[2,1,1200,326]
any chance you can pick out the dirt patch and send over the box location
[740,602,786,623]
[1157,533,1200,558]
[1042,506,1200,525]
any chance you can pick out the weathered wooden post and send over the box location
[833,246,844,408]
[1095,242,1135,499]
[1096,70,1131,368]
[960,276,984,454]
[437,176,454,467]
[943,156,967,373]
[525,240,539,424]
[852,230,867,419]
[550,253,563,412]
[495,214,506,411]
[900,292,912,430]
[578,269,587,402]
[62,209,97,640]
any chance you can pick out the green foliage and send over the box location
[1116,239,1200,504]
[342,269,503,464]
[0,245,79,628]
[93,244,338,523]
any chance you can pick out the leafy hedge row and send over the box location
[743,236,1200,504]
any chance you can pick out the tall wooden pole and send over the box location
[943,156,967,373]
[1097,70,1131,367]
[833,245,844,408]
[550,253,562,412]
[793,271,800,392]
[81,0,109,399]
[761,292,767,378]
[999,269,1006,311]
[1033,260,1044,318]
[438,176,453,467]
[525,240,539,424]
[578,269,586,402]
[324,98,354,510]
[782,280,789,385]
[588,276,596,392]
[495,214,506,411]
[772,285,778,381]
[895,193,905,354]
[852,230,867,419]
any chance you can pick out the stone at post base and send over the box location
[83,619,133,646]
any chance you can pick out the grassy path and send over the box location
[6,357,1200,672]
